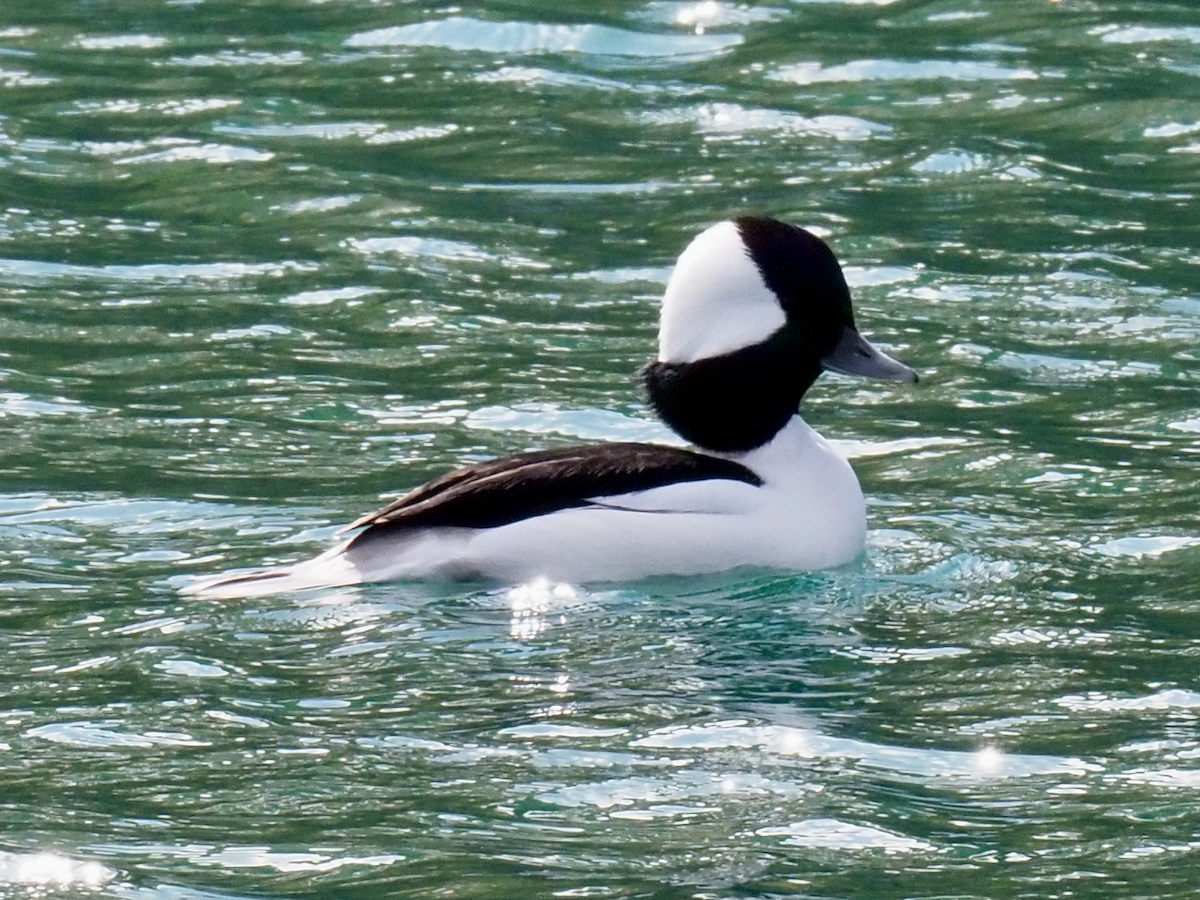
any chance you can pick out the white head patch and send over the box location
[657,220,787,364]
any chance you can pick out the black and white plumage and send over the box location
[187,216,916,598]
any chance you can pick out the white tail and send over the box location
[182,543,363,600]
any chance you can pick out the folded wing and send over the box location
[342,441,762,543]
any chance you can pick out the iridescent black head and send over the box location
[642,216,916,453]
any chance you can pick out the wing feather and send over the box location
[343,442,761,545]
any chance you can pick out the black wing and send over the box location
[342,442,761,545]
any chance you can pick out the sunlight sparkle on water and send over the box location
[676,1,720,34]
[974,746,1004,775]
[0,851,114,890]
[508,577,578,640]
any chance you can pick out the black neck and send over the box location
[641,326,823,453]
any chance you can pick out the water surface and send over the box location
[2,1,1200,897]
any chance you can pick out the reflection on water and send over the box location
[344,16,744,58]
[507,578,579,641]
[3,0,1200,897]
[0,850,113,891]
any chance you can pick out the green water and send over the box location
[3,0,1200,897]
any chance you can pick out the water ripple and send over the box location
[772,59,1042,84]
[640,102,890,140]
[346,17,742,59]
[632,721,1098,780]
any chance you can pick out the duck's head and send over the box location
[642,216,917,453]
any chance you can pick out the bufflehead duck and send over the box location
[187,216,916,599]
